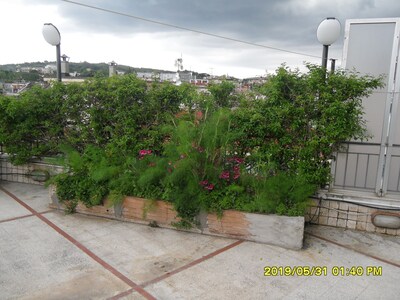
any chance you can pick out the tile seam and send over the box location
[110,239,244,300]
[306,232,400,268]
[0,186,156,300]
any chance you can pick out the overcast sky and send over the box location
[1,0,399,78]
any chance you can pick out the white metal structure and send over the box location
[331,18,400,202]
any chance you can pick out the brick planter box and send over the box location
[120,196,181,227]
[49,190,305,250]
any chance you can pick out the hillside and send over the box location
[0,61,176,81]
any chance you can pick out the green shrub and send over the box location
[0,66,384,223]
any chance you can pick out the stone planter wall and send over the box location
[305,198,400,236]
[49,190,305,250]
[121,196,180,226]
[0,155,64,185]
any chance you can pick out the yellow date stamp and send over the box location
[264,266,382,277]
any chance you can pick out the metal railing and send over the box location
[333,142,380,191]
[387,151,400,193]
[332,142,400,194]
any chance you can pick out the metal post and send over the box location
[322,44,329,70]
[330,59,336,73]
[56,44,61,82]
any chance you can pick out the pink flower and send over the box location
[205,183,215,191]
[219,170,230,180]
[233,172,240,180]
[199,180,209,186]
[235,158,244,164]
[195,111,203,120]
[139,149,152,156]
[200,180,215,191]
[228,157,244,164]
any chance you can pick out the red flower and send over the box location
[205,183,215,191]
[199,180,209,186]
[139,149,152,156]
[199,180,214,191]
[228,157,244,164]
[195,111,203,120]
[234,157,244,164]
[219,170,230,180]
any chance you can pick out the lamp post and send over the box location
[317,17,341,70]
[42,23,62,82]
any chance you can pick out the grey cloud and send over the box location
[24,0,400,58]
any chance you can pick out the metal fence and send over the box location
[332,142,400,196]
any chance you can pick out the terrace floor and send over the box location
[1,181,399,300]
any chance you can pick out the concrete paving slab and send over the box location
[305,224,400,266]
[1,181,400,300]
[115,291,148,300]
[144,235,400,299]
[0,189,31,221]
[46,212,234,284]
[0,181,50,213]
[0,215,130,300]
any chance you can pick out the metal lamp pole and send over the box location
[42,23,62,82]
[56,44,61,81]
[317,17,341,71]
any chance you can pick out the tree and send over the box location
[231,64,384,186]
[208,80,236,107]
[0,84,65,163]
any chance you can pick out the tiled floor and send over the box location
[1,181,399,300]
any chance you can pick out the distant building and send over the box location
[18,67,32,72]
[2,82,31,96]
[160,72,176,82]
[178,71,194,83]
[61,54,70,77]
[109,61,117,77]
[43,77,85,84]
[44,65,57,74]
[136,72,153,80]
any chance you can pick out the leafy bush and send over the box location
[208,80,236,107]
[231,64,383,186]
[0,84,65,164]
[0,75,183,163]
[242,172,315,216]
[129,108,316,222]
[0,66,384,223]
